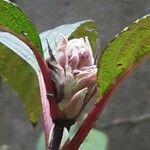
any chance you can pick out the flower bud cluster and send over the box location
[47,36,97,119]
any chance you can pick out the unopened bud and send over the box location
[47,36,97,119]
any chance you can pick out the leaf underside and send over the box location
[97,15,150,98]
[40,20,98,59]
[79,129,108,150]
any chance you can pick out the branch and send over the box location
[62,84,113,150]
[49,125,64,150]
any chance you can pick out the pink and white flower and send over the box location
[47,36,97,119]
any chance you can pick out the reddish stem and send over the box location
[38,72,52,149]
[28,44,61,119]
[62,88,113,150]
[62,67,132,150]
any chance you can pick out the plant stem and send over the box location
[49,125,64,150]
[38,72,54,150]
[62,68,131,150]
[62,87,113,150]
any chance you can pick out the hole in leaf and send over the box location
[21,31,28,36]
[116,63,123,67]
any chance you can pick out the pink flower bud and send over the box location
[47,36,97,119]
[56,37,68,68]
[59,88,88,118]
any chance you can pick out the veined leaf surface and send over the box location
[97,15,150,98]
[0,0,42,54]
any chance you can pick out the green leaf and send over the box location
[79,129,108,150]
[97,15,150,97]
[36,132,45,150]
[40,20,98,59]
[0,0,44,123]
[0,0,42,54]
[0,31,41,124]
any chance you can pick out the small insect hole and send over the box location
[21,31,28,36]
[116,63,123,67]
